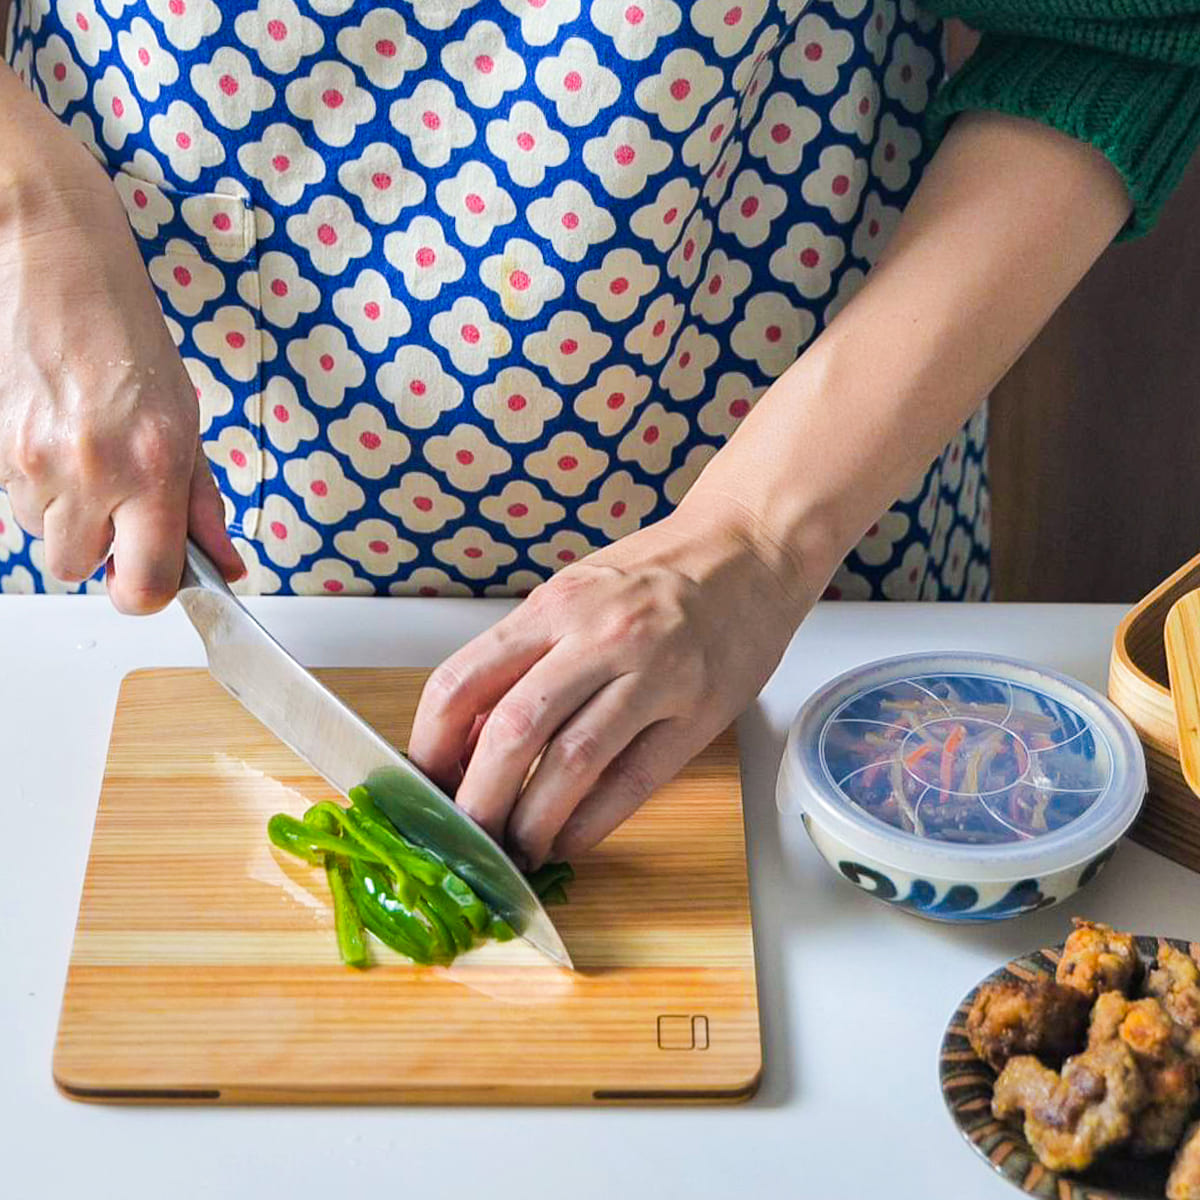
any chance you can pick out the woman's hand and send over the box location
[0,65,242,610]
[408,498,813,869]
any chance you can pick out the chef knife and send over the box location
[177,538,573,970]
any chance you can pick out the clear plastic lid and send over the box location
[779,653,1147,880]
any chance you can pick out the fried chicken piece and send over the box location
[993,1040,1146,1173]
[1087,991,1199,1156]
[967,976,1090,1071]
[1169,1122,1200,1200]
[1056,919,1140,1001]
[1146,942,1200,1061]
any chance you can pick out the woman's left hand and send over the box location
[407,499,813,870]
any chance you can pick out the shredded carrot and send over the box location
[940,725,966,794]
[905,744,934,769]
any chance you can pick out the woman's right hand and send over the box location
[0,65,242,611]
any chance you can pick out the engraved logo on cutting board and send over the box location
[657,1014,709,1050]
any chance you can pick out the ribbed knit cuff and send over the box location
[925,34,1200,238]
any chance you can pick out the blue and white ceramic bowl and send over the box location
[777,653,1147,922]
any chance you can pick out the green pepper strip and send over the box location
[306,807,370,969]
[267,813,383,867]
[488,916,516,942]
[347,859,438,965]
[527,862,575,898]
[346,788,447,885]
[304,801,420,906]
[416,896,457,959]
[421,886,474,952]
[438,872,491,934]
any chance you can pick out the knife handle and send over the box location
[181,537,234,597]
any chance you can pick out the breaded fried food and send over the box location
[1146,942,1200,1060]
[1056,919,1140,1001]
[1169,1122,1200,1200]
[967,976,1090,1072]
[992,1040,1146,1173]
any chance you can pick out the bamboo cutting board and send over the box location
[54,668,761,1104]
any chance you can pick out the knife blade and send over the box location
[177,539,573,970]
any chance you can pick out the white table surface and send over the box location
[4,598,1199,1200]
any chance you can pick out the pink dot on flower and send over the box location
[729,397,750,418]
[724,5,743,25]
[908,566,919,583]
[875,13,884,30]
[884,143,896,162]
[804,41,823,60]
[625,4,644,24]
[564,70,583,92]
[317,223,338,245]
[558,455,578,471]
[419,585,438,596]
[474,53,494,74]
[670,78,690,101]
[682,238,695,261]
[410,379,427,395]
[272,154,290,173]
[415,246,436,267]
[507,393,527,411]
[800,247,820,268]
[557,549,576,562]
[823,585,842,600]
[606,391,625,410]
[464,193,485,214]
[413,495,433,512]
[765,324,782,343]
[322,88,344,109]
[651,319,666,337]
[112,96,125,118]
[359,431,381,449]
[226,331,246,349]
[173,265,192,286]
[212,212,232,232]
[267,18,287,40]
[219,74,239,96]
[663,206,678,224]
[868,218,880,237]
[561,211,579,229]
[273,403,291,423]
[464,546,483,559]
[270,278,289,297]
[375,38,396,57]
[456,449,475,466]
[709,122,725,143]
[461,323,480,344]
[516,132,535,152]
[610,501,627,518]
[507,502,529,517]
[708,274,722,295]
[740,196,759,218]
[859,97,871,115]
[831,174,850,196]
[229,448,247,468]
[270,520,288,540]
[529,0,547,7]
[901,65,913,82]
[678,351,691,368]
[643,425,659,444]
[609,277,629,295]
[324,579,344,593]
[0,518,5,533]
[368,539,389,553]
[75,12,88,31]
[559,338,578,355]
[319,353,335,372]
[310,480,329,497]
[133,189,148,208]
[770,123,790,144]
[53,62,67,81]
[176,131,193,150]
[422,110,440,130]
[371,172,392,191]
[509,269,530,291]
[363,301,381,320]
[169,0,185,13]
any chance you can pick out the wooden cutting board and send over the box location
[54,668,761,1104]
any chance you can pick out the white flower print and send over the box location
[881,541,927,600]
[193,305,277,382]
[0,492,26,564]
[500,0,579,47]
[68,110,106,165]
[242,250,320,329]
[113,170,174,238]
[855,510,909,566]
[424,425,512,491]
[204,425,277,496]
[535,36,621,129]
[630,175,698,254]
[148,99,224,182]
[702,137,742,207]
[958,456,981,524]
[183,356,232,434]
[328,401,411,479]
[480,237,566,322]
[483,569,545,598]
[189,46,274,131]
[851,190,901,264]
[732,24,778,122]
[380,471,465,533]
[681,96,736,174]
[392,568,474,598]
[1,566,35,595]
[697,370,764,437]
[747,92,820,175]
[584,115,673,200]
[234,0,322,74]
[60,0,111,66]
[473,367,563,444]
[389,80,476,170]
[332,268,411,354]
[429,296,513,376]
[286,324,366,409]
[35,34,88,115]
[634,47,723,134]
[778,13,854,94]
[964,559,988,603]
[10,32,32,88]
[93,63,142,152]
[769,221,846,299]
[308,0,354,15]
[337,142,425,225]
[590,0,681,62]
[942,525,972,594]
[900,0,939,32]
[480,480,566,538]
[435,160,516,248]
[942,429,967,491]
[665,209,712,288]
[248,376,320,453]
[333,519,418,578]
[821,563,873,601]
[434,526,517,581]
[336,8,426,90]
[180,193,253,263]
[284,61,376,148]
[930,496,954,563]
[162,313,185,347]
[624,293,684,365]
[883,33,934,114]
[915,467,939,534]
[823,265,865,324]
[576,247,659,323]
[147,239,224,317]
[577,471,658,539]
[617,401,689,473]
[865,0,897,65]
[829,66,880,146]
[691,249,751,325]
[114,17,177,102]
[522,310,610,386]
[801,144,868,223]
[290,558,376,596]
[486,100,569,189]
[574,363,651,435]
[530,530,598,571]
[144,0,221,52]
[283,450,367,524]
[30,540,87,594]
[658,324,718,401]
[832,0,868,16]
[871,112,923,193]
[286,195,372,275]
[968,404,986,452]
[691,0,767,57]
[731,291,814,377]
[405,0,481,32]
[525,431,609,497]
[237,122,325,205]
[527,179,616,263]
[442,19,526,110]
[664,443,715,504]
[18,0,48,34]
[376,345,464,429]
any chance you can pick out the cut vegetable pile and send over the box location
[268,785,572,967]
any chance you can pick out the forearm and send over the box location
[680,110,1131,602]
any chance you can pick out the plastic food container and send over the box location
[777,652,1147,921]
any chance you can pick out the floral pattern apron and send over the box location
[1,0,989,600]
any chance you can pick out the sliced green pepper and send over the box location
[268,812,382,867]
[347,859,438,964]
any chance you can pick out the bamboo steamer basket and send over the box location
[1108,550,1200,872]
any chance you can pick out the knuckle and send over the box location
[609,753,657,806]
[112,582,173,616]
[552,728,604,779]
[422,661,469,714]
[485,694,543,750]
[11,427,51,482]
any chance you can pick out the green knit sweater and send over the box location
[919,0,1200,236]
